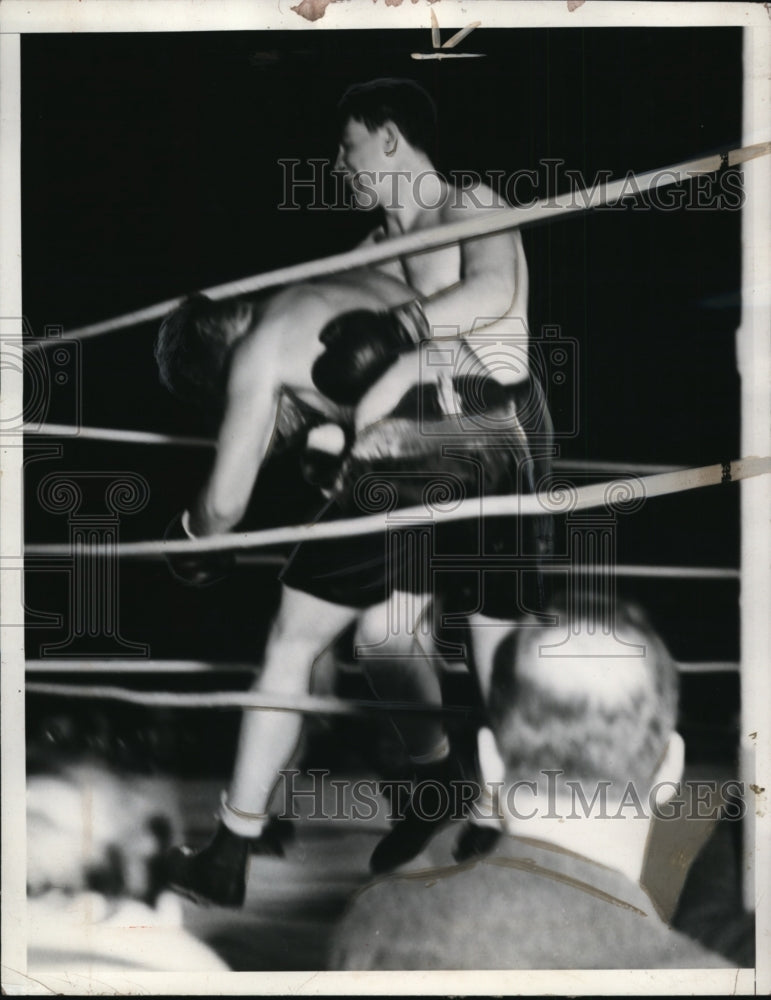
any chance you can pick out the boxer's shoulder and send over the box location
[439,180,508,222]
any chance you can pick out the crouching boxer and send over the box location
[155,271,499,906]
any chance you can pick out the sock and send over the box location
[468,783,503,829]
[409,735,450,767]
[218,791,267,840]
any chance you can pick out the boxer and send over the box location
[155,77,553,906]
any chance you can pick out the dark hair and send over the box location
[488,597,679,788]
[337,78,438,160]
[154,294,255,414]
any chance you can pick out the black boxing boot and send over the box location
[453,822,501,863]
[370,749,469,874]
[165,795,288,908]
[165,821,252,908]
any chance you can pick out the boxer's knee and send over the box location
[260,636,320,692]
[354,595,427,657]
[263,587,355,688]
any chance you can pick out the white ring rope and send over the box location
[23,423,688,477]
[552,459,686,475]
[24,423,212,448]
[234,556,738,579]
[675,662,739,675]
[25,659,739,676]
[23,457,771,558]
[24,681,480,720]
[18,548,739,578]
[25,142,771,348]
[26,660,258,674]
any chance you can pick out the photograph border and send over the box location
[1,2,768,995]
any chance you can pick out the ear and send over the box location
[477,726,506,789]
[653,731,685,789]
[383,123,399,158]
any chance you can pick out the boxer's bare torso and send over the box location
[189,270,414,536]
[353,180,530,430]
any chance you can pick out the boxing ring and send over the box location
[21,135,771,917]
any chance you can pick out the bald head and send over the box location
[488,602,678,790]
[516,629,654,711]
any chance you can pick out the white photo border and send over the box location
[1,2,768,995]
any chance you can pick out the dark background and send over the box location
[22,28,743,771]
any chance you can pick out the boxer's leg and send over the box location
[167,586,358,907]
[465,612,521,705]
[225,587,357,820]
[354,591,446,762]
[226,586,359,822]
[356,590,469,873]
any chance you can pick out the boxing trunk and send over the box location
[281,373,554,617]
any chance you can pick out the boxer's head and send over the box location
[337,78,437,160]
[335,79,438,207]
[155,294,256,416]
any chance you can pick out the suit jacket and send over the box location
[329,834,731,970]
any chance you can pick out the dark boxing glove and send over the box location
[164,510,234,587]
[311,299,430,406]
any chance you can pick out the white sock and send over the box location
[468,784,503,829]
[218,791,267,839]
[409,735,450,767]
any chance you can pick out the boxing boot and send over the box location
[165,821,252,908]
[453,822,502,862]
[370,752,469,874]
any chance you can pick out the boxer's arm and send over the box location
[188,338,280,537]
[355,225,405,282]
[422,195,525,335]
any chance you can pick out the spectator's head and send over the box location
[154,294,258,417]
[484,598,680,799]
[27,762,181,904]
[337,78,438,162]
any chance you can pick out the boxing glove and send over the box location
[312,299,430,406]
[164,510,233,587]
[300,422,349,492]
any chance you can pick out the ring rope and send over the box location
[24,423,212,448]
[23,423,688,477]
[24,659,739,676]
[26,141,771,348]
[18,548,739,578]
[675,662,739,675]
[552,459,685,475]
[23,457,771,558]
[26,660,259,674]
[24,681,481,720]
[233,556,738,579]
[17,549,737,579]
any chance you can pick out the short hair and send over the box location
[488,598,679,789]
[337,78,438,160]
[154,294,255,414]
